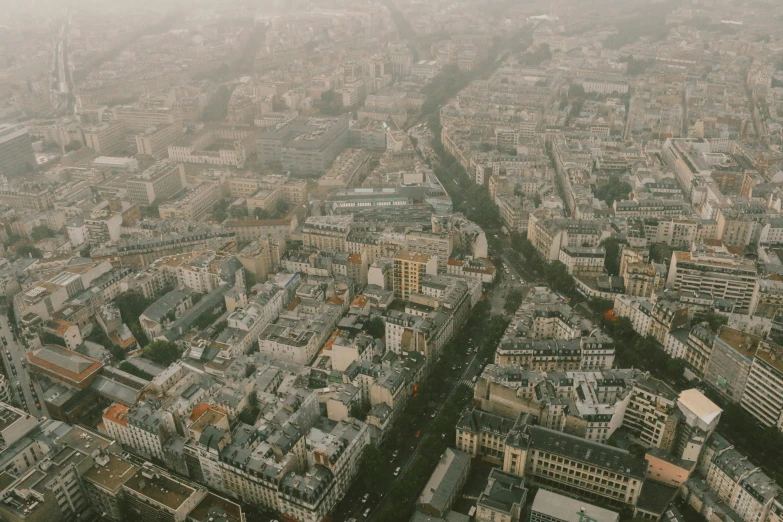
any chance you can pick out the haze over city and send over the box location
[1,1,783,522]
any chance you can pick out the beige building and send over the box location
[302,215,353,251]
[126,160,186,206]
[393,251,438,300]
[135,121,185,157]
[83,121,127,155]
[159,182,221,221]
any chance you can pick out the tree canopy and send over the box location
[143,340,182,366]
[594,175,633,206]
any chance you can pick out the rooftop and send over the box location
[124,469,197,510]
[531,488,619,522]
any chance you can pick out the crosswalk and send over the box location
[459,379,475,388]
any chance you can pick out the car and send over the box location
[363,508,371,518]
[362,493,369,503]
[5,350,10,358]
[393,467,401,477]
[430,412,436,418]
[472,376,478,383]
[10,366,16,376]
[35,403,40,409]
[392,450,399,458]
[415,430,421,438]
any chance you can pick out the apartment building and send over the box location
[703,326,761,403]
[0,123,36,176]
[126,160,186,206]
[740,341,783,430]
[300,216,351,252]
[476,469,527,522]
[558,246,605,277]
[83,121,127,155]
[0,186,55,211]
[159,182,221,221]
[503,423,646,509]
[667,247,759,314]
[405,230,453,272]
[622,262,664,298]
[116,230,237,269]
[113,105,181,132]
[393,251,438,300]
[103,401,175,461]
[135,121,185,157]
[528,218,608,262]
[169,124,256,168]
[258,114,350,175]
[701,442,782,522]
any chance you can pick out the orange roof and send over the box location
[103,403,129,427]
[447,258,463,266]
[323,329,341,352]
[190,403,211,422]
[27,345,103,384]
[351,295,369,308]
[285,296,301,312]
[326,296,344,305]
[348,253,363,264]
[189,403,227,422]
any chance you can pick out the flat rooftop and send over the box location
[83,455,140,492]
[124,470,196,510]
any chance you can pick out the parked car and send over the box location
[393,467,401,477]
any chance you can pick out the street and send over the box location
[0,315,48,419]
[327,274,520,522]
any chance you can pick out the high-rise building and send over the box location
[666,246,759,314]
[83,121,127,155]
[393,251,438,300]
[135,122,185,157]
[0,124,36,176]
[158,182,221,221]
[126,160,186,206]
[740,341,783,429]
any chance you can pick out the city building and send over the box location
[0,123,36,176]
[393,251,438,300]
[135,121,185,157]
[126,160,186,206]
[530,488,619,522]
[666,246,759,314]
[158,182,221,221]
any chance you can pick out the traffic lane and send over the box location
[367,356,478,521]
[0,317,45,417]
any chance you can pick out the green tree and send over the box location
[544,261,575,295]
[274,198,290,217]
[118,361,153,380]
[504,289,524,314]
[357,445,386,491]
[365,316,386,339]
[30,225,55,241]
[143,340,182,366]
[600,238,622,276]
[253,208,270,220]
[594,175,633,206]
[229,206,248,219]
[16,245,43,258]
[649,242,672,264]
[693,310,728,333]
